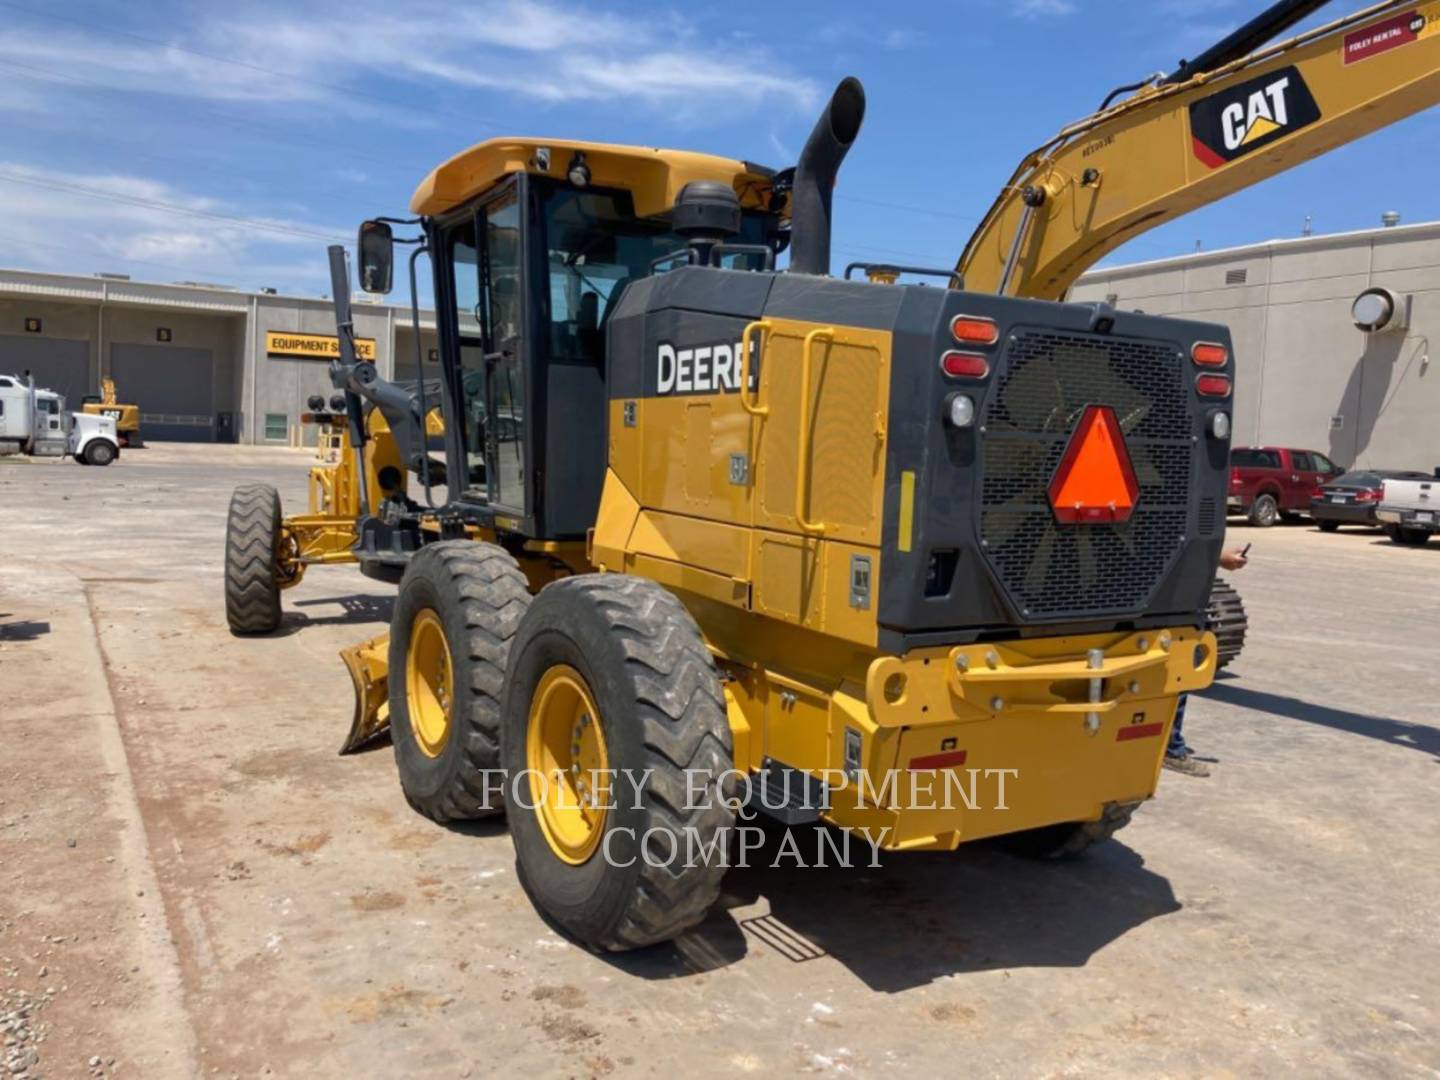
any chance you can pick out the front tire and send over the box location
[502,575,735,951]
[224,484,284,634]
[1248,492,1279,527]
[84,440,117,466]
[389,542,532,822]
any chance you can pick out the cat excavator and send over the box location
[224,0,1440,949]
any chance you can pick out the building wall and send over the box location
[1,269,436,446]
[1072,223,1440,471]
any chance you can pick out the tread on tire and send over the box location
[224,483,284,634]
[389,541,533,823]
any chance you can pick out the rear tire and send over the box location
[84,440,117,466]
[1248,493,1279,527]
[1318,520,1340,533]
[502,575,735,951]
[1000,802,1138,860]
[224,483,284,634]
[1206,579,1248,670]
[389,541,533,823]
[1393,526,1432,547]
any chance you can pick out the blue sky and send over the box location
[2,0,1436,296]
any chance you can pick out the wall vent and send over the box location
[1224,268,1248,286]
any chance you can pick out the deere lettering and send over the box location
[1189,65,1321,169]
[655,338,757,396]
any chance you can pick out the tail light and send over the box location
[950,315,999,346]
[1356,488,1381,502]
[1192,342,1229,367]
[941,351,990,378]
[1196,374,1231,397]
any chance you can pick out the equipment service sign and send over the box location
[1189,65,1320,169]
[265,331,377,362]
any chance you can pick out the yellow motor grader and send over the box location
[225,0,1440,949]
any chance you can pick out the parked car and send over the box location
[1228,446,1344,526]
[1377,473,1439,546]
[1311,469,1434,531]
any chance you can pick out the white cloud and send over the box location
[1012,0,1078,16]
[0,162,339,293]
[0,1,819,121]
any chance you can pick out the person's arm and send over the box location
[1219,547,1249,572]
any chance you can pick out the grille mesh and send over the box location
[979,329,1193,619]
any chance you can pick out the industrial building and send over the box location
[6,217,1439,469]
[0,267,437,445]
[1072,218,1440,472]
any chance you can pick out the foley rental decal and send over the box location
[265,331,377,362]
[1344,7,1438,65]
[1189,65,1321,169]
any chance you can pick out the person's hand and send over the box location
[1219,548,1249,571]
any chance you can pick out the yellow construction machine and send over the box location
[226,0,1440,950]
[81,377,142,448]
[224,391,443,632]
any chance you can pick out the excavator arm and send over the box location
[959,0,1440,300]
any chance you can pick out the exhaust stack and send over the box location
[788,77,866,277]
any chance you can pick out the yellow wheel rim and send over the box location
[526,665,610,865]
[405,608,454,758]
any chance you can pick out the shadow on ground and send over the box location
[604,822,1178,992]
[276,593,395,634]
[0,615,50,641]
[1205,682,1440,760]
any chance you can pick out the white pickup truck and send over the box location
[1378,473,1440,546]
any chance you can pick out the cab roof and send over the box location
[410,137,777,219]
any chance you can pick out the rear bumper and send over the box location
[1378,507,1438,529]
[821,627,1218,850]
[1310,501,1377,524]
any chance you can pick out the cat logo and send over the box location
[1189,65,1321,169]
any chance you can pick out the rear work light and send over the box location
[1196,373,1232,397]
[1192,342,1229,367]
[941,351,990,378]
[950,315,999,346]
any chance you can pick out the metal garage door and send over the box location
[0,334,90,407]
[111,344,214,442]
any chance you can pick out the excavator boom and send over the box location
[959,0,1440,299]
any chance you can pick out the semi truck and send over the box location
[0,374,121,465]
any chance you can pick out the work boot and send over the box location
[1164,753,1211,778]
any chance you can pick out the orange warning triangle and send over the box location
[1048,406,1140,524]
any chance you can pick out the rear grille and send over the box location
[979,329,1194,620]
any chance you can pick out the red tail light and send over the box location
[941,351,990,378]
[950,315,999,346]
[1196,374,1231,397]
[1192,342,1229,367]
[1356,488,1381,502]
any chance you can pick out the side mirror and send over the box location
[358,220,394,295]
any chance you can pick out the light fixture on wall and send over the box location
[157,327,173,342]
[24,317,41,333]
[428,348,439,363]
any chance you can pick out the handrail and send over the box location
[795,328,834,535]
[739,319,771,417]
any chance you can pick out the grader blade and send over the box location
[339,633,390,754]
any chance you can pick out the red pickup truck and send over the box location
[1229,446,1344,526]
